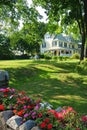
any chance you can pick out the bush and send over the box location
[58,56,63,61]
[39,54,45,59]
[71,53,80,59]
[52,56,58,61]
[63,56,70,61]
[44,52,52,60]
[15,54,29,59]
[0,50,15,60]
[76,58,87,74]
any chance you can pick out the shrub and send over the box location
[44,52,52,60]
[71,53,80,59]
[76,58,87,74]
[52,56,58,61]
[58,56,63,61]
[39,54,45,59]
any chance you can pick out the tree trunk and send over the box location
[80,33,85,60]
[85,44,87,57]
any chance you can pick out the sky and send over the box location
[19,0,48,29]
[27,0,48,23]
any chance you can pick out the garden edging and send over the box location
[0,110,40,130]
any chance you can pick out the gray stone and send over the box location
[6,115,22,130]
[19,120,36,130]
[0,70,9,88]
[0,119,4,130]
[31,126,41,130]
[55,106,62,112]
[0,110,14,130]
[0,110,14,122]
[40,102,53,109]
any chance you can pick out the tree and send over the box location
[0,34,14,59]
[0,0,40,34]
[33,0,87,60]
[10,21,47,55]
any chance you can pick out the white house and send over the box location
[40,33,81,57]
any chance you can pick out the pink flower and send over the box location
[82,115,87,122]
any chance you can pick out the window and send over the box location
[72,45,74,49]
[42,42,46,48]
[69,44,70,48]
[64,42,67,47]
[59,41,63,47]
[52,41,57,47]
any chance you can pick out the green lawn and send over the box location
[0,59,87,115]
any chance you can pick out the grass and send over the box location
[0,59,87,115]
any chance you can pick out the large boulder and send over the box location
[0,70,9,88]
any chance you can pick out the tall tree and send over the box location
[10,21,47,54]
[0,0,39,34]
[33,0,87,60]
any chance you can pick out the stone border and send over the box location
[0,110,40,130]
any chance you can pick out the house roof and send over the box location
[54,34,80,44]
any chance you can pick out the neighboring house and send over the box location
[40,33,81,57]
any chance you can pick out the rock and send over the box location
[0,110,14,122]
[0,70,9,88]
[40,102,53,109]
[55,106,62,112]
[6,115,22,130]
[31,126,41,130]
[0,110,14,130]
[19,120,37,130]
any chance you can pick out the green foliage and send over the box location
[39,54,45,59]
[52,56,58,61]
[44,52,52,60]
[0,34,15,60]
[76,58,87,74]
[71,53,80,59]
[10,22,47,55]
[33,0,87,60]
[58,56,63,61]
[0,60,87,114]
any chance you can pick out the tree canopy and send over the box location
[33,0,87,60]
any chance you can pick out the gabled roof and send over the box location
[54,33,80,44]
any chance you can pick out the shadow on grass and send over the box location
[2,60,87,114]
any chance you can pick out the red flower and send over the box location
[38,113,42,118]
[48,109,64,120]
[40,122,46,128]
[44,118,50,123]
[3,88,10,93]
[54,112,64,120]
[0,104,5,111]
[13,109,17,114]
[47,123,53,129]
[17,110,24,116]
[27,105,34,109]
[4,94,8,97]
[76,128,80,130]
[82,115,87,122]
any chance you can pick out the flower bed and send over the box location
[0,87,87,130]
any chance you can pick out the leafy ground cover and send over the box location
[0,59,87,114]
